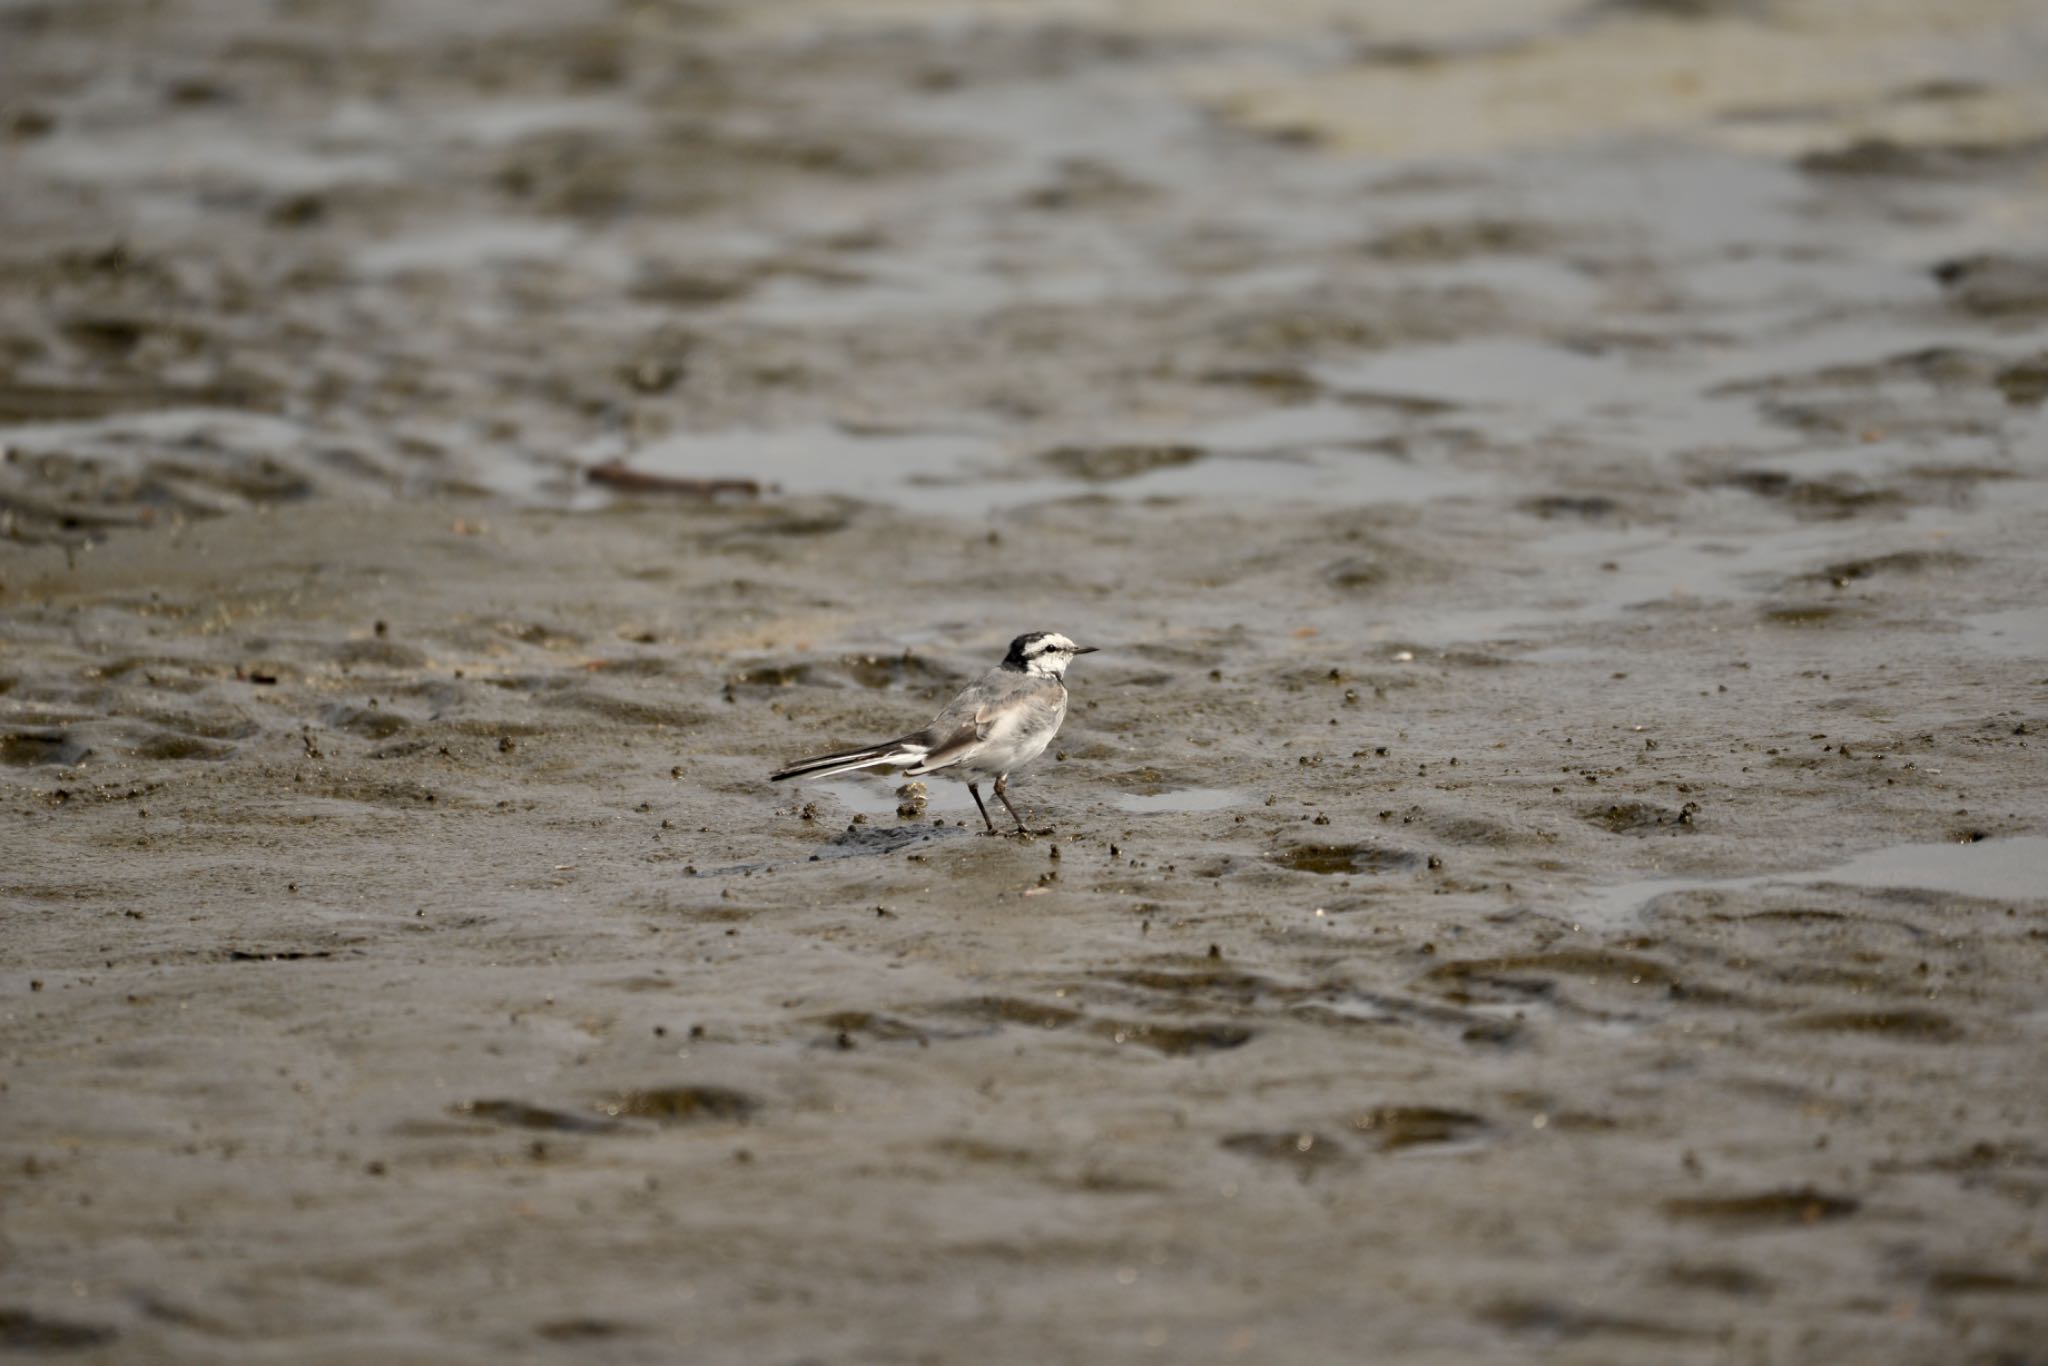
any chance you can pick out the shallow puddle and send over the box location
[1964,607,2048,660]
[584,423,1001,517]
[583,404,1488,517]
[1584,834,2048,926]
[1820,837,2048,903]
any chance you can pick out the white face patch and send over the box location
[1022,633,1079,673]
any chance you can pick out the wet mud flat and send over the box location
[5,0,2048,1362]
[6,493,2047,1363]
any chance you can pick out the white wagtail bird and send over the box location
[770,632,1097,834]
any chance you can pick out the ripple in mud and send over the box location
[729,662,814,690]
[1290,990,1524,1047]
[1091,1020,1253,1055]
[1713,344,2013,406]
[1660,1262,1773,1297]
[452,1099,623,1134]
[333,638,429,670]
[1801,137,2048,182]
[535,1318,639,1343]
[1275,842,1424,875]
[130,730,237,762]
[1364,217,1556,262]
[1197,366,1324,400]
[596,1085,759,1124]
[1324,555,1392,590]
[1761,603,1848,627]
[322,703,409,740]
[1099,966,1278,1003]
[1798,548,1971,587]
[1782,1008,1962,1042]
[1876,1140,2048,1178]
[0,732,90,766]
[1477,1297,1695,1344]
[813,1010,930,1046]
[1703,469,1905,519]
[1349,1106,1488,1152]
[834,651,959,690]
[368,738,438,760]
[929,1137,1040,1168]
[1112,787,1243,813]
[1996,352,2048,407]
[1519,493,1621,521]
[0,1308,117,1351]
[1038,443,1204,482]
[1662,1187,1859,1227]
[1220,1130,1347,1175]
[928,996,1082,1031]
[1924,1266,2048,1297]
[542,690,706,728]
[1428,813,1543,849]
[1423,950,1679,989]
[137,708,260,740]
[1932,251,2048,317]
[497,620,584,648]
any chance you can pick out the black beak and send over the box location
[1072,646,1099,654]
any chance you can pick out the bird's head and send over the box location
[1004,631,1098,677]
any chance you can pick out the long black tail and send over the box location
[769,739,927,782]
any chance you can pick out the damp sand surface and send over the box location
[4,2,2048,1363]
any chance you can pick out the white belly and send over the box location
[958,690,1066,779]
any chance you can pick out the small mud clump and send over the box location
[1348,1106,1488,1152]
[453,1099,623,1133]
[1221,1130,1349,1174]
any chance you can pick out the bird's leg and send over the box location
[966,782,996,834]
[993,775,1030,834]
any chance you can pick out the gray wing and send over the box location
[904,667,1033,772]
[910,722,985,773]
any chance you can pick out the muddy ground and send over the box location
[4,1,2048,1362]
